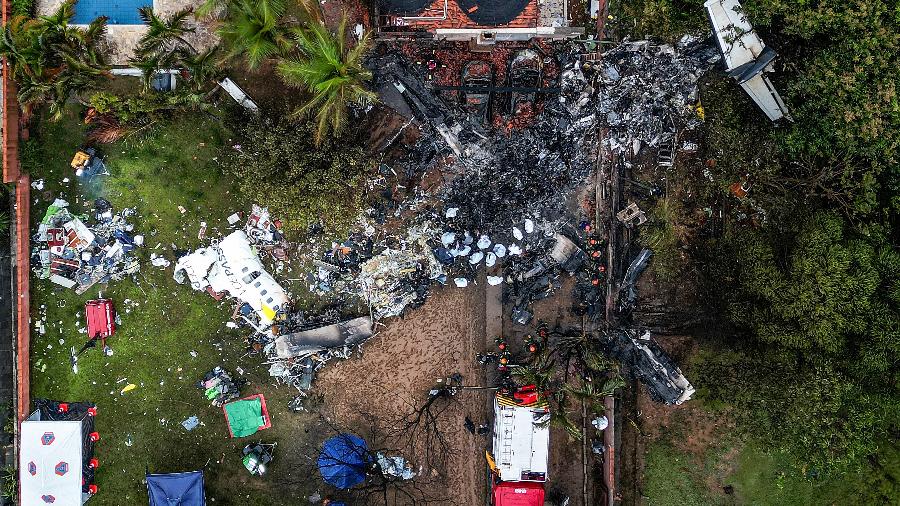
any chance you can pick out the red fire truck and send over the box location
[489,386,550,506]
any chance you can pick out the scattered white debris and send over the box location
[441,231,456,247]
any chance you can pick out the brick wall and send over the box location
[1,0,31,424]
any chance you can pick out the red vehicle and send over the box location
[85,299,115,339]
[493,481,545,506]
[489,388,550,506]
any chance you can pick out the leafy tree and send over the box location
[743,0,900,216]
[221,115,372,235]
[700,211,900,471]
[217,0,290,69]
[0,0,109,119]
[277,11,376,143]
[725,212,899,371]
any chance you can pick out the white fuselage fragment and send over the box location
[174,231,288,324]
[705,0,792,121]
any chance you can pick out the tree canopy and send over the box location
[0,0,109,119]
[700,211,900,472]
[221,115,372,235]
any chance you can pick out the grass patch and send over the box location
[729,442,900,506]
[26,107,320,505]
[642,404,900,506]
[644,441,725,506]
[640,197,685,283]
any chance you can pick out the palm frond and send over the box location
[39,0,75,29]
[82,16,108,46]
[278,13,375,143]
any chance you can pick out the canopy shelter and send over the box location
[20,399,98,506]
[317,434,371,489]
[222,394,271,438]
[147,471,205,506]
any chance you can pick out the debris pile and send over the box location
[264,317,374,392]
[354,223,444,318]
[34,198,142,292]
[197,367,243,407]
[604,328,695,405]
[588,37,718,157]
[617,248,653,314]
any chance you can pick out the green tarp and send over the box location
[224,398,264,437]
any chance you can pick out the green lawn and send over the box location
[25,107,320,505]
[642,412,900,506]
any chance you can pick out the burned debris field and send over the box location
[2,0,898,506]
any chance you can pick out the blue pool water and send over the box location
[72,0,151,25]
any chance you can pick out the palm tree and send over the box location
[130,8,223,92]
[178,45,223,91]
[195,0,229,19]
[277,14,376,143]
[135,6,196,59]
[218,0,290,69]
[0,0,110,119]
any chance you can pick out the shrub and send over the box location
[221,114,372,236]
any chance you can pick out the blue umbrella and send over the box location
[317,434,370,489]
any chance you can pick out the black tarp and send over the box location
[378,0,433,15]
[456,0,532,25]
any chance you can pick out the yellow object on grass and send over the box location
[120,384,136,395]
[70,151,90,169]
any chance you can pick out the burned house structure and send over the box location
[375,0,583,44]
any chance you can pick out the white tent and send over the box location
[20,419,87,506]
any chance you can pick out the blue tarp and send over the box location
[317,434,370,489]
[147,471,205,506]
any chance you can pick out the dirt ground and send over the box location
[317,277,492,505]
[315,268,600,504]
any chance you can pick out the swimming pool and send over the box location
[72,0,151,25]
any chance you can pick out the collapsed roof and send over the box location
[376,0,581,43]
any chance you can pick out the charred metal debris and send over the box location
[216,39,713,400]
[33,198,142,293]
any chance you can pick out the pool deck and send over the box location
[38,0,218,65]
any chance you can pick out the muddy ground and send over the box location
[314,267,598,504]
